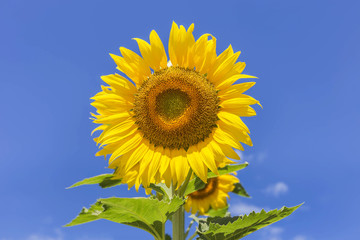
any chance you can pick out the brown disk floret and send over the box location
[133,67,220,150]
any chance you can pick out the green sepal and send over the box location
[67,174,122,189]
[66,196,184,240]
[197,203,302,240]
[231,182,250,198]
[185,163,248,196]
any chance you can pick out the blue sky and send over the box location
[1,0,359,239]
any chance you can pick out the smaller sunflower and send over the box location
[185,174,239,215]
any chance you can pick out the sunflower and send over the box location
[91,22,259,190]
[185,174,239,215]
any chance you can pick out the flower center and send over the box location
[189,177,218,199]
[133,67,219,150]
[156,89,191,121]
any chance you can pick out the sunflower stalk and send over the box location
[172,170,192,240]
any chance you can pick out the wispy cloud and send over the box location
[229,202,265,215]
[265,182,289,197]
[24,229,113,240]
[293,235,307,240]
[259,226,284,240]
[75,237,113,240]
[234,149,267,163]
[26,229,63,240]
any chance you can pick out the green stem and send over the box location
[188,231,198,240]
[178,169,193,196]
[172,170,192,240]
[172,205,185,240]
[184,218,195,238]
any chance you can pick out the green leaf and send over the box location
[184,178,206,196]
[66,197,184,240]
[149,183,173,200]
[197,203,302,240]
[232,183,250,198]
[207,163,248,178]
[165,234,172,240]
[189,214,206,224]
[207,206,230,218]
[185,163,248,196]
[67,174,122,189]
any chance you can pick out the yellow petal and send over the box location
[216,72,256,90]
[148,146,163,182]
[100,74,137,95]
[108,132,143,163]
[218,121,252,146]
[98,126,137,147]
[213,127,243,150]
[91,125,107,135]
[133,30,167,71]
[218,82,256,99]
[195,36,217,75]
[93,112,131,124]
[198,141,219,175]
[96,119,135,142]
[124,140,149,173]
[218,143,241,160]
[187,145,208,183]
[220,95,260,108]
[149,30,168,69]
[159,147,171,176]
[138,144,155,177]
[173,148,190,187]
[218,111,250,133]
[169,22,195,67]
[110,49,150,86]
[210,51,240,83]
[222,105,257,117]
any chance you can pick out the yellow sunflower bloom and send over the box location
[185,174,239,215]
[91,22,259,190]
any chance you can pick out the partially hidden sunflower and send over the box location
[185,174,239,215]
[91,22,260,190]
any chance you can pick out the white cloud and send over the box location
[293,235,307,240]
[257,152,267,162]
[25,230,113,240]
[75,237,113,240]
[258,226,284,240]
[229,202,265,215]
[265,182,289,197]
[234,149,267,163]
[268,227,284,235]
[26,229,63,240]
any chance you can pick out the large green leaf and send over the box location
[207,207,230,218]
[231,183,250,198]
[197,204,302,240]
[185,163,248,196]
[67,174,122,189]
[66,197,184,240]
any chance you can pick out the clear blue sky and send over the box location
[1,0,359,239]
